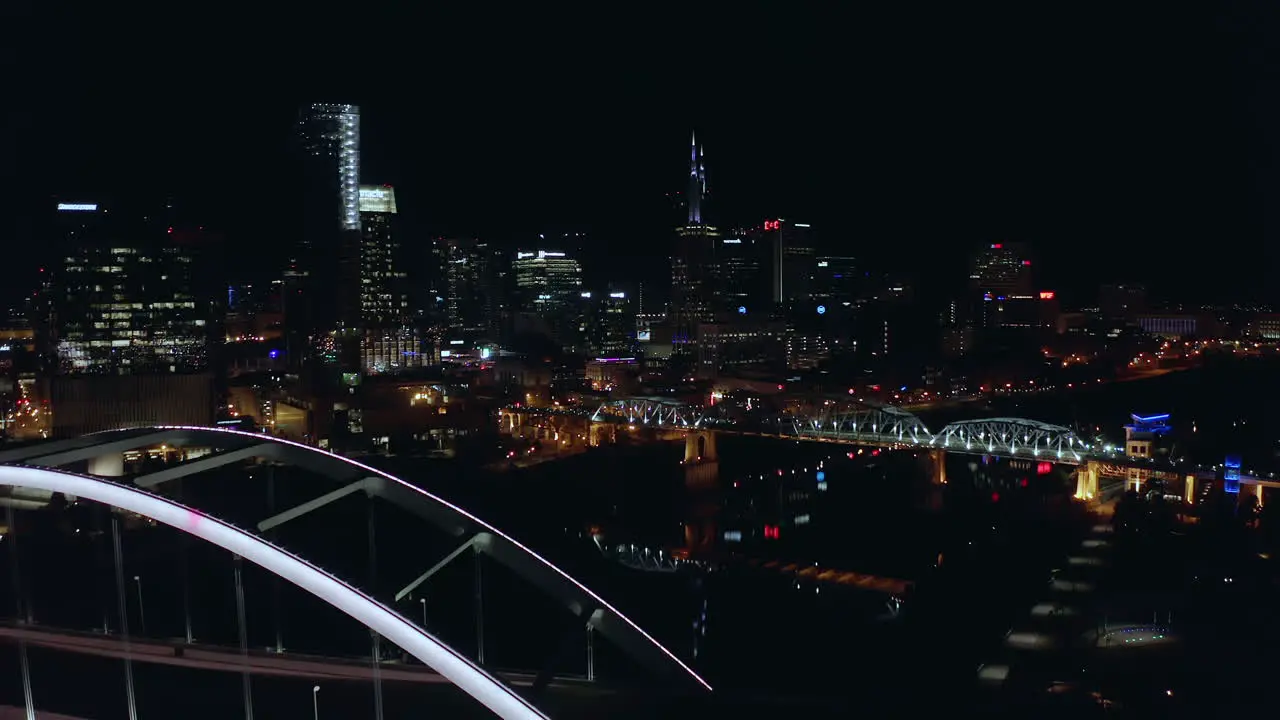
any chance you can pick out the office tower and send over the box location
[290,103,361,364]
[969,242,1033,295]
[48,201,216,436]
[433,238,504,339]
[671,133,720,340]
[809,255,858,307]
[582,289,635,358]
[355,185,421,374]
[758,219,815,307]
[714,233,769,315]
[298,104,361,232]
[513,249,583,350]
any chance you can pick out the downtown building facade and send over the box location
[513,249,583,351]
[47,201,218,436]
[294,104,426,375]
[354,185,424,374]
[291,103,363,368]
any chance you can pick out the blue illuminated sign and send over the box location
[1224,455,1241,494]
[738,306,747,315]
[816,471,825,482]
[816,305,826,315]
[268,350,280,359]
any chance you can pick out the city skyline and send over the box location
[6,4,1278,306]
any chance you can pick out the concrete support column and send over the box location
[1075,463,1098,501]
[88,453,125,478]
[683,431,719,488]
[1185,475,1196,505]
[684,431,717,464]
[1257,484,1264,508]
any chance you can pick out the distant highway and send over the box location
[0,624,598,690]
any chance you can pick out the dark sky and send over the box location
[5,2,1280,307]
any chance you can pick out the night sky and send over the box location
[5,3,1279,307]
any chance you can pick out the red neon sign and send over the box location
[991,243,1003,249]
[764,220,780,231]
[1039,291,1055,300]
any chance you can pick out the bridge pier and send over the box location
[588,422,615,447]
[1184,475,1196,505]
[683,431,718,488]
[1075,462,1098,501]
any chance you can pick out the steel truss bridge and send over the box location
[576,397,1091,462]
[0,426,712,720]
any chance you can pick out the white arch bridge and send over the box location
[577,398,1092,461]
[0,426,712,719]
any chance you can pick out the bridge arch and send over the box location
[783,397,931,442]
[0,464,547,720]
[0,425,712,693]
[934,417,1085,458]
[591,397,704,427]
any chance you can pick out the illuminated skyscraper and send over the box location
[298,104,362,232]
[433,238,504,338]
[687,131,708,225]
[514,249,583,350]
[969,242,1032,294]
[671,132,720,341]
[355,185,421,374]
[48,201,217,436]
[290,104,362,365]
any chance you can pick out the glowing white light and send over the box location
[57,203,98,212]
[0,465,547,720]
[109,426,714,691]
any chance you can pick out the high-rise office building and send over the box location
[290,103,362,365]
[48,201,216,435]
[969,242,1033,295]
[671,133,720,340]
[514,249,583,350]
[810,255,858,307]
[298,104,361,232]
[582,290,635,358]
[757,219,815,307]
[355,185,421,374]
[714,234,769,315]
[356,185,408,326]
[433,238,504,339]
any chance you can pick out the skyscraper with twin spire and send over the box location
[671,132,720,348]
[688,131,707,224]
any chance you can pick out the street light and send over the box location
[133,575,146,635]
[312,685,320,720]
[419,597,427,627]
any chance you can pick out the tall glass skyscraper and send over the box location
[291,104,362,365]
[355,185,421,374]
[298,104,361,232]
